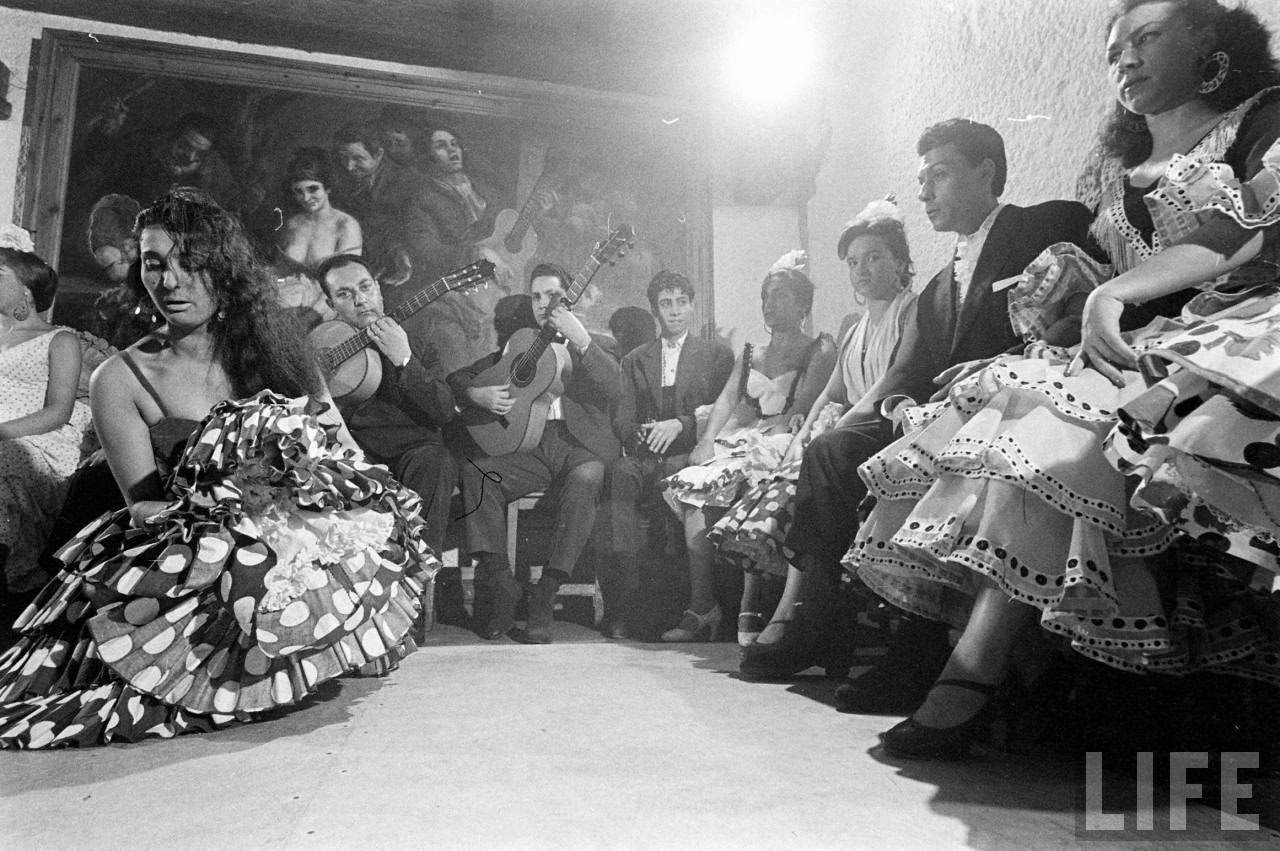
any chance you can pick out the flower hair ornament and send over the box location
[768,248,809,276]
[0,224,36,253]
[837,194,902,261]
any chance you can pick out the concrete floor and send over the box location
[1,623,1274,849]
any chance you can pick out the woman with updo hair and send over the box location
[716,198,918,649]
[659,253,836,641]
[0,232,94,616]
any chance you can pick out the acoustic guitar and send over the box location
[472,164,553,286]
[309,259,495,406]
[461,224,636,457]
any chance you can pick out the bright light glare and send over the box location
[724,12,814,105]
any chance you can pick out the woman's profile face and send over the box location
[94,244,134,284]
[1107,1,1207,116]
[0,264,29,321]
[845,233,905,301]
[139,226,217,330]
[290,179,329,214]
[761,277,806,331]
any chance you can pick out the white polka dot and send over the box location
[52,723,85,742]
[142,627,176,655]
[165,674,194,702]
[243,647,270,676]
[270,672,294,703]
[232,596,255,630]
[21,649,47,676]
[359,628,386,657]
[158,552,187,574]
[212,682,239,713]
[182,613,209,638]
[235,547,268,567]
[275,645,304,655]
[97,634,133,664]
[197,536,230,565]
[163,597,198,624]
[27,721,57,748]
[133,665,163,691]
[304,569,329,590]
[343,609,365,631]
[220,571,234,600]
[257,628,279,643]
[116,567,146,595]
[332,589,356,616]
[279,600,311,628]
[352,581,372,598]
[312,613,340,639]
[300,658,319,682]
[126,696,145,723]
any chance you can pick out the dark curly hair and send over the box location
[0,247,58,312]
[1100,0,1280,166]
[134,188,321,399]
[281,146,334,198]
[646,270,695,310]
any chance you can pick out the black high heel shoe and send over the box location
[878,676,1018,761]
[738,599,855,680]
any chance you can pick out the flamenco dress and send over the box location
[0,329,95,594]
[0,364,438,748]
[846,88,1280,684]
[710,291,915,578]
[663,336,832,514]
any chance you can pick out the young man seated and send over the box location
[448,263,621,644]
[316,253,458,555]
[602,272,732,638]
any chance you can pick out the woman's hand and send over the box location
[928,356,997,402]
[689,441,715,466]
[128,499,170,527]
[1067,288,1134,388]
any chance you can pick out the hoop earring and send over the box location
[1199,50,1229,95]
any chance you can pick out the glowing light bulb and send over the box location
[724,11,815,105]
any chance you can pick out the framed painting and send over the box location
[18,29,713,371]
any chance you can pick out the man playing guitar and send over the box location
[316,253,459,554]
[448,263,621,644]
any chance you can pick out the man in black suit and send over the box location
[741,119,1093,701]
[316,254,458,554]
[602,272,734,638]
[449,263,621,644]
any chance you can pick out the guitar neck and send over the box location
[506,167,552,243]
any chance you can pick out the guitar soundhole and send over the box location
[510,360,536,387]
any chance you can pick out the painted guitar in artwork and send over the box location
[309,259,495,406]
[461,224,636,457]
[472,164,553,286]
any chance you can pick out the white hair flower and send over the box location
[0,224,35,253]
[847,195,902,230]
[768,249,809,275]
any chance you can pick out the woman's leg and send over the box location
[684,510,717,614]
[910,583,1038,727]
[738,573,760,617]
[754,563,804,644]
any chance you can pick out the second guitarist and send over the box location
[448,263,621,645]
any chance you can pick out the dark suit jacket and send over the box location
[417,173,499,282]
[448,331,622,462]
[343,333,456,466]
[614,334,734,457]
[876,200,1092,409]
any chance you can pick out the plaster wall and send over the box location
[2,1,1280,342]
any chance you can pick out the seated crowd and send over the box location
[0,0,1279,765]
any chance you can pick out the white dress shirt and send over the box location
[660,331,688,388]
[953,203,1004,307]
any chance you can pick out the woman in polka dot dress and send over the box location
[845,0,1280,758]
[0,189,437,748]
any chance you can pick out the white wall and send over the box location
[4,0,1280,341]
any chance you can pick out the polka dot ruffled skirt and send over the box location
[0,392,439,748]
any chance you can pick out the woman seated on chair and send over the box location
[710,199,918,647]
[0,229,94,637]
[659,253,836,642]
[0,188,437,748]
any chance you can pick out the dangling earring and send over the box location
[11,302,30,322]
[1199,50,1229,95]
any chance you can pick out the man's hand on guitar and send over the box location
[644,419,683,455]
[467,383,514,416]
[545,302,592,352]
[366,317,412,367]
